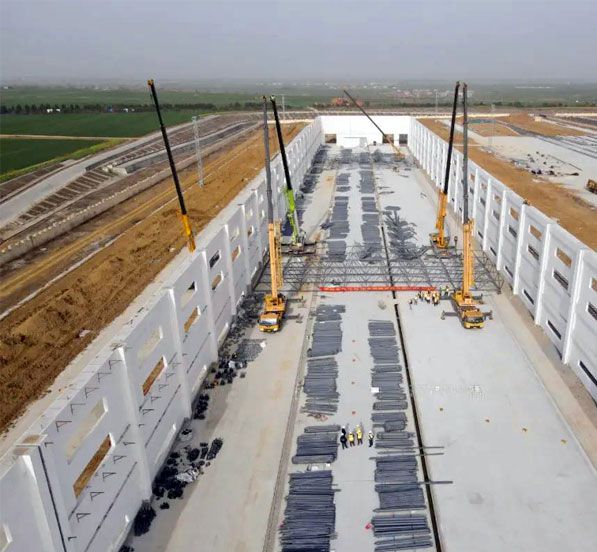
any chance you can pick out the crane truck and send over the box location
[441,83,492,329]
[258,97,287,333]
[430,81,460,249]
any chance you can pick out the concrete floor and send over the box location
[129,144,597,552]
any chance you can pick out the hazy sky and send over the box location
[1,0,596,83]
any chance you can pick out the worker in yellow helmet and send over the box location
[356,425,363,445]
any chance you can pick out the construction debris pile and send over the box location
[279,471,337,552]
[367,319,433,550]
[303,304,345,416]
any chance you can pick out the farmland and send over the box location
[0,111,201,137]
[0,137,104,173]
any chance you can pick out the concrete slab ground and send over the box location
[371,145,597,551]
[130,143,596,552]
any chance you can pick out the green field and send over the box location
[0,86,325,109]
[0,137,109,176]
[0,111,203,138]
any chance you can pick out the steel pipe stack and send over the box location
[367,318,433,549]
[292,425,340,464]
[303,305,345,415]
[279,470,337,552]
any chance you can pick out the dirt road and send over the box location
[420,119,596,249]
[0,124,304,433]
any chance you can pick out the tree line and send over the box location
[0,101,279,115]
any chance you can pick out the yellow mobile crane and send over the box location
[442,83,491,329]
[431,81,460,249]
[259,97,287,333]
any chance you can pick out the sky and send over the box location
[1,0,596,84]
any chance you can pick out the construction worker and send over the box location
[356,425,363,445]
[368,430,374,447]
[348,431,355,447]
[340,433,348,450]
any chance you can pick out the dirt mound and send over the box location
[420,119,596,250]
[0,124,304,434]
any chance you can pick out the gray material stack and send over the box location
[279,470,337,552]
[292,425,340,464]
[303,305,345,415]
[367,318,433,549]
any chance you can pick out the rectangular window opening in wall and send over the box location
[0,524,12,552]
[398,133,408,145]
[480,197,486,206]
[229,226,240,241]
[528,244,540,261]
[247,225,254,238]
[382,133,394,145]
[494,193,502,204]
[65,399,108,463]
[508,225,518,238]
[553,270,569,291]
[509,207,520,221]
[547,320,562,340]
[211,272,223,291]
[231,245,242,262]
[490,246,497,257]
[325,133,337,144]
[556,248,572,267]
[523,289,535,304]
[587,302,597,322]
[184,307,201,333]
[181,281,197,307]
[209,250,221,269]
[481,182,488,191]
[529,225,542,241]
[143,357,166,396]
[138,327,162,363]
[492,210,500,221]
[505,265,513,277]
[73,435,112,498]
[477,231,484,239]
[579,360,597,388]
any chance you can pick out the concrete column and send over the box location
[496,189,509,271]
[164,287,193,417]
[222,224,237,317]
[562,248,588,363]
[534,223,553,324]
[482,179,492,252]
[512,203,527,296]
[114,347,153,498]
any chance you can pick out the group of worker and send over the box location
[409,287,451,309]
[340,424,374,449]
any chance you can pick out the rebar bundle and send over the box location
[292,426,339,464]
[279,470,336,552]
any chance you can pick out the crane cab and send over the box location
[258,294,286,332]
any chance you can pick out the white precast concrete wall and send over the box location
[0,118,324,552]
[320,115,410,147]
[409,118,597,401]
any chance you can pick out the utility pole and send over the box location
[148,79,196,252]
[489,103,496,151]
[192,116,205,187]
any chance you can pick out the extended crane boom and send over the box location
[259,96,286,333]
[449,82,488,329]
[270,95,302,246]
[431,81,460,249]
[343,90,403,158]
[147,79,195,253]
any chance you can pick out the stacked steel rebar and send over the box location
[292,425,340,464]
[303,305,345,416]
[279,470,337,552]
[367,319,432,550]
